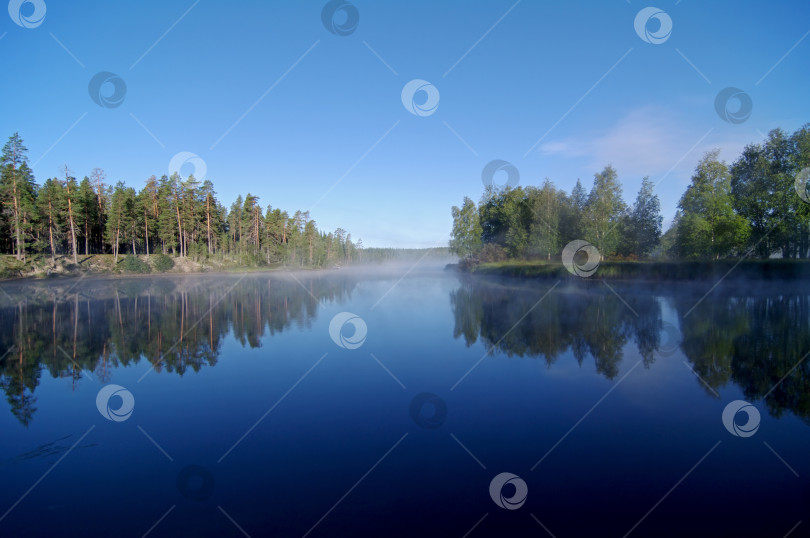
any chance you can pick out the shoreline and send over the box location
[0,253,334,283]
[5,256,810,285]
[0,264,336,285]
[451,259,810,282]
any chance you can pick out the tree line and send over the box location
[0,133,362,268]
[451,125,810,262]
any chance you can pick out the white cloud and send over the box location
[539,106,751,184]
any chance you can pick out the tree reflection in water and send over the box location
[2,273,810,427]
[0,274,356,426]
[450,276,810,423]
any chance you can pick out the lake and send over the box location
[0,268,808,537]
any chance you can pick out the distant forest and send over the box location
[450,125,810,263]
[0,133,372,268]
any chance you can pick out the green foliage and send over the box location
[151,253,174,272]
[453,124,810,264]
[478,186,532,257]
[583,165,626,259]
[677,151,750,259]
[0,255,25,278]
[621,177,663,258]
[35,177,66,259]
[1,133,37,261]
[450,196,482,259]
[470,167,640,262]
[119,255,151,273]
[526,179,561,260]
[730,127,810,258]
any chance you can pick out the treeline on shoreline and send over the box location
[468,258,810,282]
[450,125,810,265]
[0,133,375,271]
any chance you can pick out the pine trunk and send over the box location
[175,192,183,257]
[66,187,78,264]
[12,176,21,260]
[46,199,55,263]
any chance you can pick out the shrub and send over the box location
[458,257,478,271]
[151,253,175,272]
[478,243,508,262]
[120,255,151,274]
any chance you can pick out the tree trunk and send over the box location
[12,174,21,260]
[66,185,78,264]
[206,197,212,254]
[47,200,56,263]
[175,195,183,258]
[114,225,120,263]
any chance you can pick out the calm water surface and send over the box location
[1,268,809,537]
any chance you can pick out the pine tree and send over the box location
[77,177,98,255]
[121,186,138,255]
[139,176,159,257]
[345,233,354,264]
[1,133,37,260]
[241,194,262,252]
[157,175,178,254]
[180,174,201,258]
[61,166,80,264]
[106,182,127,262]
[626,177,663,258]
[228,195,243,254]
[89,168,107,250]
[36,178,66,262]
[304,217,317,265]
[169,173,185,257]
[200,180,218,255]
[264,206,286,262]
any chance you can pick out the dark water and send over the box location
[1,269,809,537]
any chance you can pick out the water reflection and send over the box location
[450,276,810,423]
[2,272,810,428]
[0,274,356,425]
[450,278,662,378]
[675,292,810,421]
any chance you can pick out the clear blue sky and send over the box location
[4,0,809,247]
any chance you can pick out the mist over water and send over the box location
[0,270,809,536]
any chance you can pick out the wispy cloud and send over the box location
[540,106,751,185]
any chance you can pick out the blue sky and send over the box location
[3,0,809,247]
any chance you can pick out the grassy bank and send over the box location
[464,259,810,281]
[0,253,296,280]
